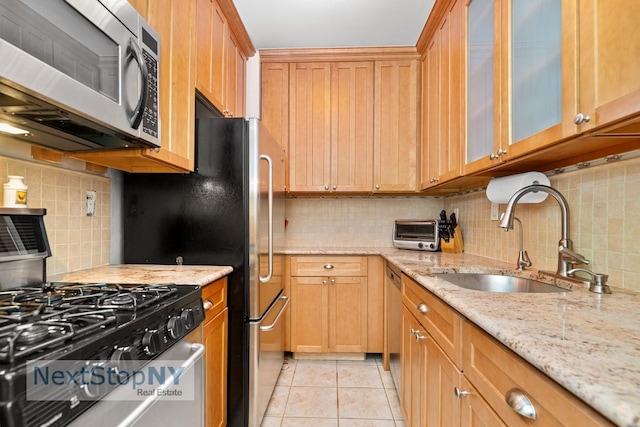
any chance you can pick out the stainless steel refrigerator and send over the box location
[123,102,287,427]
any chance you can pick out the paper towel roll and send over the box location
[486,172,550,204]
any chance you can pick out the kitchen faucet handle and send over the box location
[559,245,590,265]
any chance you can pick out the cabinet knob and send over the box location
[332,185,337,190]
[375,184,380,190]
[574,113,591,125]
[489,152,497,160]
[414,332,427,342]
[203,300,213,311]
[497,148,507,157]
[324,264,334,270]
[505,388,537,420]
[454,387,470,399]
[322,279,328,285]
[410,327,420,336]
[324,185,329,191]
[417,302,429,314]
[331,279,336,285]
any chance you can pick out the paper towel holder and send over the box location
[486,172,550,204]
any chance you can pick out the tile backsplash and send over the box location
[445,156,640,292]
[0,156,111,276]
[285,197,444,247]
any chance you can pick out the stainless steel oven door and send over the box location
[68,340,204,427]
[0,0,160,146]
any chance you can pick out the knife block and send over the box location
[441,226,464,253]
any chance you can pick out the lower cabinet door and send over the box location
[459,377,507,427]
[425,336,461,426]
[204,308,228,427]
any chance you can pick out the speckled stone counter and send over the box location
[50,264,233,287]
[285,247,640,427]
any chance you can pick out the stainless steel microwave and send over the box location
[0,0,160,152]
[393,219,440,251]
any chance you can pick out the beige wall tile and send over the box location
[0,156,110,276]
[445,156,640,292]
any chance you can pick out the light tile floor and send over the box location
[261,354,405,427]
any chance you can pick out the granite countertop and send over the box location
[50,264,233,287]
[285,246,639,427]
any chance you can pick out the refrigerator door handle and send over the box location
[259,295,289,332]
[259,154,274,283]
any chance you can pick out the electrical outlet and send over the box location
[86,191,97,216]
[490,203,500,221]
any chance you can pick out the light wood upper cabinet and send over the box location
[420,0,463,190]
[464,0,581,175]
[288,63,332,192]
[288,62,373,193]
[578,0,640,135]
[70,0,196,172]
[195,0,248,118]
[374,60,419,192]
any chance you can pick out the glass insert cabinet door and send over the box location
[509,0,562,143]
[466,0,496,165]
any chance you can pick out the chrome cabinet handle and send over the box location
[322,279,328,285]
[324,264,334,270]
[332,185,337,190]
[505,388,537,420]
[203,300,213,311]
[417,303,428,314]
[330,279,336,285]
[324,185,329,190]
[497,148,507,157]
[375,184,380,190]
[489,152,497,160]
[574,113,591,125]
[414,332,427,341]
[454,387,469,399]
[125,38,149,129]
[259,154,274,283]
[410,327,419,336]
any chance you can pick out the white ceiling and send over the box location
[232,0,436,50]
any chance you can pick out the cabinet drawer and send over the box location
[290,256,367,277]
[463,322,614,427]
[401,273,463,368]
[202,277,227,321]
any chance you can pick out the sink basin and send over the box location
[434,273,569,293]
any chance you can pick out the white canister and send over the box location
[3,175,28,208]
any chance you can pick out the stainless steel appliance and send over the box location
[0,208,205,427]
[0,0,161,151]
[123,101,287,427]
[385,262,402,395]
[393,219,440,251]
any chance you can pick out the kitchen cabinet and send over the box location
[463,321,614,427]
[401,273,464,426]
[195,0,248,118]
[399,273,614,427]
[373,60,419,192]
[70,0,197,172]
[288,62,374,193]
[261,49,419,195]
[578,0,640,135]
[464,0,581,175]
[419,0,463,190]
[290,256,368,353]
[202,277,228,427]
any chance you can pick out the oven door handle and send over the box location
[260,295,289,332]
[120,343,204,425]
[259,154,274,283]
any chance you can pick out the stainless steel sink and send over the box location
[434,273,569,293]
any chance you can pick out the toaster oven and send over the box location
[393,220,440,251]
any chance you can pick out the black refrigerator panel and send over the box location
[123,117,250,427]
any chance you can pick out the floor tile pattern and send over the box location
[261,354,405,427]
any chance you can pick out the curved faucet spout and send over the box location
[498,184,585,277]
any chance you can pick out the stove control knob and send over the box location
[181,309,196,329]
[110,347,133,371]
[167,316,186,339]
[142,330,162,356]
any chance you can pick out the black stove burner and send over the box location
[15,324,49,345]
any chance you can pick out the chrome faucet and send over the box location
[498,184,610,293]
[512,217,531,271]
